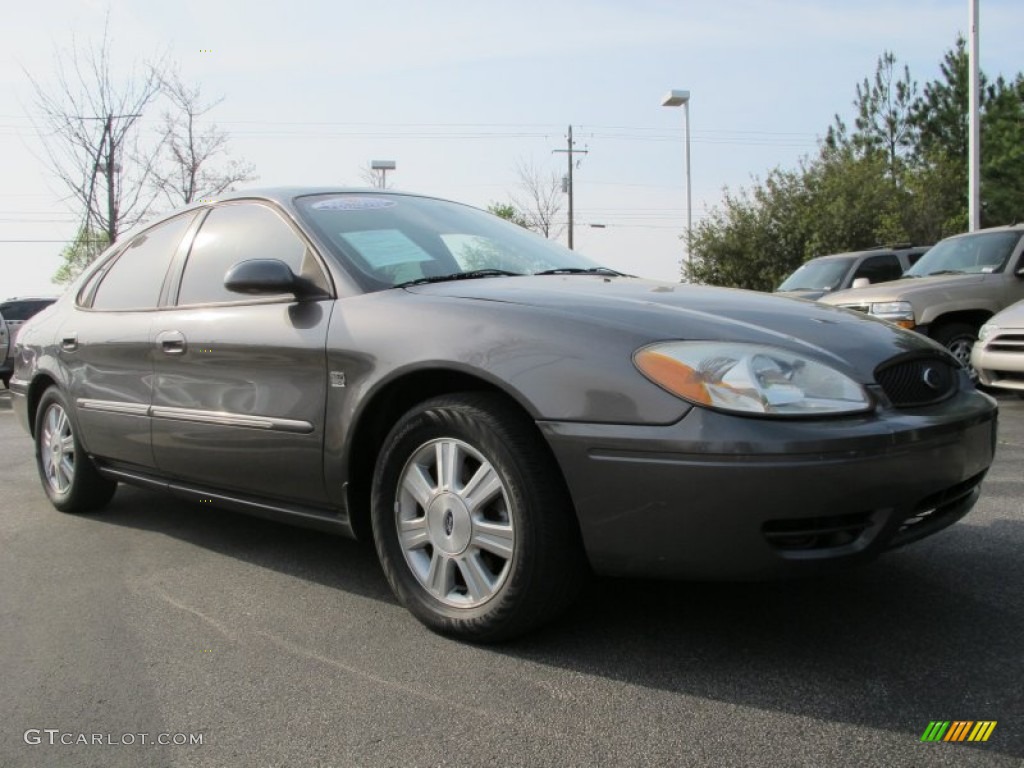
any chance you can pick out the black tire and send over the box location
[931,322,979,373]
[1,374,10,389]
[371,393,588,642]
[34,387,117,513]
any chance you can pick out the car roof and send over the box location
[177,186,461,212]
[942,223,1024,240]
[804,246,928,263]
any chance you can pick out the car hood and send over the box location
[985,299,1024,329]
[775,289,828,300]
[405,276,942,376]
[821,273,989,305]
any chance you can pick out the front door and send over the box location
[150,201,334,505]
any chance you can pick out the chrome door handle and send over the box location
[61,333,78,351]
[156,330,187,355]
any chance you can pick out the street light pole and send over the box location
[968,0,980,231]
[661,90,692,279]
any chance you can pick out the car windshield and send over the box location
[905,231,1023,277]
[776,257,853,292]
[294,193,604,290]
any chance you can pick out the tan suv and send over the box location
[821,225,1024,369]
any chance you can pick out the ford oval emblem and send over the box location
[922,366,942,390]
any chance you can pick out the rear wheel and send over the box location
[371,393,587,642]
[34,387,117,513]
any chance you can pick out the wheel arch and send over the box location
[25,373,60,439]
[343,368,570,543]
[928,309,993,335]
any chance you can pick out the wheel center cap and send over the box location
[426,493,472,555]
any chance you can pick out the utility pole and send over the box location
[78,112,143,244]
[104,115,117,244]
[552,125,588,249]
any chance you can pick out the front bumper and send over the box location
[972,342,1024,392]
[541,389,997,579]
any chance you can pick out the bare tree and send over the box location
[25,15,166,246]
[151,70,256,206]
[359,164,395,189]
[511,159,565,239]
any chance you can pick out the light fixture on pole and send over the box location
[661,89,692,278]
[370,159,396,189]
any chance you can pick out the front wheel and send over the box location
[931,322,979,379]
[34,387,117,513]
[371,393,587,642]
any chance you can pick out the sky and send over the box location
[1,0,1021,297]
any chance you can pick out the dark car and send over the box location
[0,311,9,376]
[0,297,56,387]
[12,189,997,641]
[775,245,930,300]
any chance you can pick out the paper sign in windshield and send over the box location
[341,229,433,268]
[311,197,396,211]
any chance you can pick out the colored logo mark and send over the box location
[920,721,997,742]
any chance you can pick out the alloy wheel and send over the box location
[40,403,75,495]
[395,437,515,608]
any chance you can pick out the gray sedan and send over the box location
[11,189,997,640]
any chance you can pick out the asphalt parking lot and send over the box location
[1,387,1021,768]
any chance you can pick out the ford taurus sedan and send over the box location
[12,189,998,641]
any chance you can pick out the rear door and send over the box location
[62,212,199,468]
[150,201,334,505]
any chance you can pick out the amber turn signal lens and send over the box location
[634,349,713,405]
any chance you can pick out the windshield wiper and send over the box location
[533,267,629,277]
[925,269,966,276]
[395,269,523,288]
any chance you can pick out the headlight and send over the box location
[634,342,871,416]
[978,324,997,342]
[869,300,914,321]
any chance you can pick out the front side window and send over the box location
[90,213,196,310]
[853,254,902,284]
[177,203,318,305]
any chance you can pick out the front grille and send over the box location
[763,511,876,552]
[875,354,958,407]
[988,333,1024,353]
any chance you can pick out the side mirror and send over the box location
[851,277,871,289]
[224,259,309,296]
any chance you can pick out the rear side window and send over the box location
[176,203,317,306]
[91,214,196,310]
